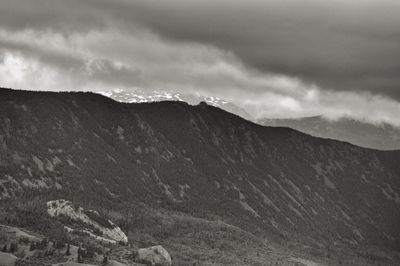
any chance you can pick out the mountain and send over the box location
[258,116,400,150]
[97,88,254,121]
[1,88,400,264]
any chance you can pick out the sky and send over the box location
[0,0,400,125]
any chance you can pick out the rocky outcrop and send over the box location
[47,200,128,244]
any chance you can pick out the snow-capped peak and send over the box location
[97,88,253,120]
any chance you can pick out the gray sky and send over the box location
[1,0,400,125]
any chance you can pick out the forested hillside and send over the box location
[1,88,399,253]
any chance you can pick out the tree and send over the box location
[29,242,36,251]
[77,247,84,263]
[55,239,66,249]
[46,247,54,256]
[86,247,94,258]
[66,244,71,256]
[9,242,18,253]
[102,255,108,265]
[39,238,48,249]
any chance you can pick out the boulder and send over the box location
[134,245,172,266]
[0,251,17,266]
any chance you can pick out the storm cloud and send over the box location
[124,0,400,99]
[0,0,400,125]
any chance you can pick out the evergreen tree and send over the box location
[39,238,48,249]
[29,242,35,251]
[77,247,84,263]
[66,244,71,256]
[9,242,18,253]
[102,255,108,265]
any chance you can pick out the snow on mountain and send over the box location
[97,88,253,120]
[47,199,128,244]
[98,89,183,103]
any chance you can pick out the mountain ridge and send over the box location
[97,88,254,121]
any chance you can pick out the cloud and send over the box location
[241,88,400,127]
[0,0,400,126]
[117,0,400,99]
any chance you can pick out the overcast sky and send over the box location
[1,0,400,125]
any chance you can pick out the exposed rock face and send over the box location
[1,88,400,250]
[47,199,128,244]
[135,245,172,266]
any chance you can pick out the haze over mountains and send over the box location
[1,88,400,255]
[259,116,400,151]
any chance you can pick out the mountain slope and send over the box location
[258,116,400,150]
[0,88,399,252]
